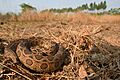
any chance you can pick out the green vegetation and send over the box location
[108,8,120,14]
[41,1,120,15]
[0,1,120,20]
[0,12,17,21]
[42,1,107,13]
[20,3,37,12]
[7,2,120,15]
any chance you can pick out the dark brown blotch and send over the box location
[47,56,54,61]
[48,62,54,70]
[26,59,33,66]
[35,54,43,60]
[40,63,48,69]
[24,49,31,55]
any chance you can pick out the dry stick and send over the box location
[47,27,102,80]
[40,28,51,39]
[47,28,89,71]
[90,26,110,36]
[0,63,32,80]
[92,25,101,35]
[47,29,88,54]
[47,29,62,43]
[20,27,27,38]
[32,33,38,37]
[81,26,112,54]
[86,35,112,55]
[88,59,101,70]
[48,26,111,52]
[48,25,110,54]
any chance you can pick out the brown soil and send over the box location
[0,12,120,80]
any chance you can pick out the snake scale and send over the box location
[5,37,70,73]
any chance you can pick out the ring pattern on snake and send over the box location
[6,37,71,73]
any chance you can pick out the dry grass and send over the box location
[1,11,120,24]
[0,12,120,80]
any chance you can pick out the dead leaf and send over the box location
[79,65,88,79]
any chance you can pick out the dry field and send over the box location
[0,12,120,80]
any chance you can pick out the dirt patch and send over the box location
[0,13,120,80]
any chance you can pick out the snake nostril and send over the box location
[26,59,33,66]
[40,63,48,69]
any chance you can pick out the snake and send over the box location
[5,37,70,73]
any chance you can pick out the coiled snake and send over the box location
[5,37,70,73]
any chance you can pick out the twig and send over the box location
[0,62,32,80]
[20,27,27,38]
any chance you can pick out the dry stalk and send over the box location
[0,62,32,80]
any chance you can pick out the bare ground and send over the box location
[0,12,120,80]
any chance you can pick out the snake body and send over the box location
[5,37,70,73]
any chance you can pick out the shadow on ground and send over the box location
[85,40,120,80]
